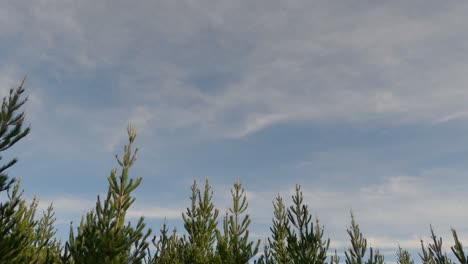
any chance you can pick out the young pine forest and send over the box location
[1,81,467,264]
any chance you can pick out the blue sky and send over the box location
[2,0,468,259]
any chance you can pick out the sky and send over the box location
[2,0,468,260]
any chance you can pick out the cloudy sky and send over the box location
[2,0,468,260]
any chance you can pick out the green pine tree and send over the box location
[397,246,414,264]
[286,185,329,264]
[33,204,62,263]
[345,213,367,264]
[181,178,220,264]
[451,228,467,264]
[254,242,273,264]
[345,213,384,264]
[330,250,340,264]
[268,194,290,264]
[216,180,260,264]
[67,126,151,264]
[420,226,452,264]
[0,79,32,264]
[0,78,30,194]
[147,223,183,264]
[0,181,37,263]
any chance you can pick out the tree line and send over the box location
[1,80,467,264]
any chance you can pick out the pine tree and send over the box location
[397,246,414,264]
[0,78,30,194]
[286,185,329,264]
[369,249,385,264]
[32,204,62,263]
[345,213,384,264]
[147,223,183,264]
[330,250,340,264]
[268,194,290,264]
[420,226,452,264]
[420,239,436,264]
[0,181,37,263]
[345,213,367,264]
[181,178,219,264]
[67,126,151,264]
[254,242,273,264]
[451,228,467,264]
[216,180,260,264]
[0,79,31,264]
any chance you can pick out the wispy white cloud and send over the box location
[3,1,468,142]
[226,113,289,138]
[434,111,468,124]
